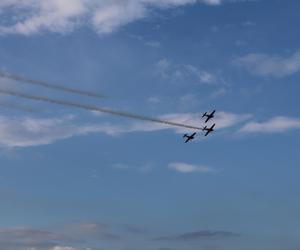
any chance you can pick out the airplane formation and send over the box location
[183,110,216,143]
[0,72,216,141]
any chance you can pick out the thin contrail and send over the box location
[0,71,105,99]
[0,88,202,130]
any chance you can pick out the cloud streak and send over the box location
[233,50,300,78]
[0,222,116,250]
[0,226,69,249]
[0,115,101,147]
[168,162,216,173]
[157,59,217,84]
[240,116,300,133]
[155,230,239,241]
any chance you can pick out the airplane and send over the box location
[202,124,216,136]
[202,110,216,123]
[183,132,196,143]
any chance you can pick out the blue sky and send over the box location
[0,0,300,249]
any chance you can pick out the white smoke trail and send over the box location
[0,88,202,130]
[0,71,105,99]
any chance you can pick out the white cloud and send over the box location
[234,50,300,78]
[184,64,216,84]
[168,162,216,173]
[112,162,154,173]
[91,1,146,34]
[157,58,172,78]
[202,0,222,5]
[0,223,105,249]
[156,59,217,84]
[0,110,250,148]
[0,226,66,249]
[147,96,161,104]
[240,116,300,133]
[0,0,197,35]
[125,111,251,134]
[51,247,77,250]
[210,87,227,98]
[0,0,249,35]
[0,115,122,147]
[51,246,92,250]
[2,112,298,148]
[0,0,88,35]
[112,163,130,170]
[145,40,161,48]
[213,111,252,129]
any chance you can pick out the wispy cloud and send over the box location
[0,226,70,250]
[51,247,82,250]
[0,114,147,148]
[145,40,161,48]
[0,0,200,36]
[210,88,228,98]
[212,111,252,129]
[0,115,112,148]
[112,162,154,173]
[3,112,298,148]
[168,162,216,173]
[185,64,217,84]
[0,223,117,250]
[0,0,254,36]
[155,230,240,241]
[147,96,161,104]
[129,34,162,48]
[112,163,131,170]
[0,111,250,148]
[156,59,217,84]
[240,116,300,133]
[126,111,251,134]
[233,50,300,78]
[125,225,149,234]
[0,223,239,249]
[66,222,120,241]
[202,0,222,5]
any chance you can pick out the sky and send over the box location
[0,0,300,249]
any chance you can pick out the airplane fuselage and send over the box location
[183,132,196,142]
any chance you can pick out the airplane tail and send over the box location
[211,123,216,130]
[202,112,207,118]
[202,126,207,131]
[183,134,188,138]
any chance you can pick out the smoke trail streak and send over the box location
[0,71,105,99]
[0,88,202,130]
[0,100,35,113]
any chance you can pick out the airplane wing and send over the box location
[185,138,190,143]
[205,130,210,136]
[211,110,216,115]
[205,117,210,123]
[191,132,196,137]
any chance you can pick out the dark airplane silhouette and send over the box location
[202,110,216,123]
[183,132,196,143]
[203,124,215,136]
